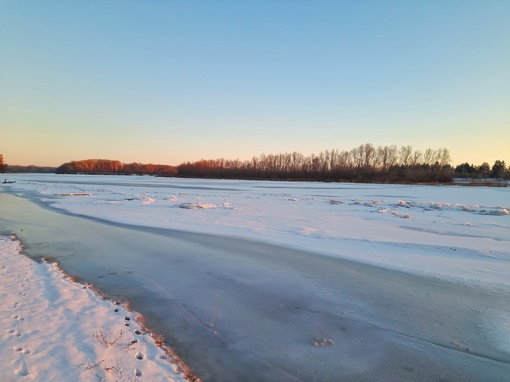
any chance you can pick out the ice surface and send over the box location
[4,174,509,289]
[1,175,509,381]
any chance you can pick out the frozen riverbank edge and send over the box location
[0,235,193,382]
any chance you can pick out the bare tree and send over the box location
[363,143,377,168]
[436,148,452,166]
[377,145,398,171]
[423,148,435,165]
[411,150,423,166]
[399,145,413,166]
[0,154,6,173]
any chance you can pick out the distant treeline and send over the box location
[55,159,177,176]
[0,154,56,173]
[176,144,456,183]
[3,146,508,183]
[5,165,56,173]
[454,160,508,180]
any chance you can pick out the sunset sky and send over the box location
[1,1,509,167]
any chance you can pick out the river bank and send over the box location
[0,235,188,381]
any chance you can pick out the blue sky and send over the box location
[1,1,509,166]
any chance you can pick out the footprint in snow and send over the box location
[134,368,143,377]
[13,346,29,354]
[12,314,24,321]
[135,351,144,360]
[7,328,23,337]
[14,359,29,377]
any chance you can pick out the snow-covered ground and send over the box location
[5,174,509,288]
[0,235,187,382]
[1,174,509,381]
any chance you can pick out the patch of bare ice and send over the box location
[179,202,217,209]
[56,193,93,197]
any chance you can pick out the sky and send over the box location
[1,1,509,167]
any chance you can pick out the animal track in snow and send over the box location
[13,345,30,354]
[7,328,23,337]
[14,358,29,377]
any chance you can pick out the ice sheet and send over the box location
[1,175,509,381]
[4,174,509,289]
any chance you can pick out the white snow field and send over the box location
[1,174,509,381]
[0,235,187,382]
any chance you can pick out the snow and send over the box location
[5,174,508,289]
[0,235,188,381]
[1,174,509,381]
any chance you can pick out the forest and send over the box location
[2,145,508,183]
[55,159,177,176]
[176,144,456,183]
[454,160,508,180]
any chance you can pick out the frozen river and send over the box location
[1,175,509,381]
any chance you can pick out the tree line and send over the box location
[176,145,509,182]
[4,165,56,173]
[454,160,508,180]
[3,147,508,183]
[55,159,177,176]
[1,154,56,173]
[176,144,456,183]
